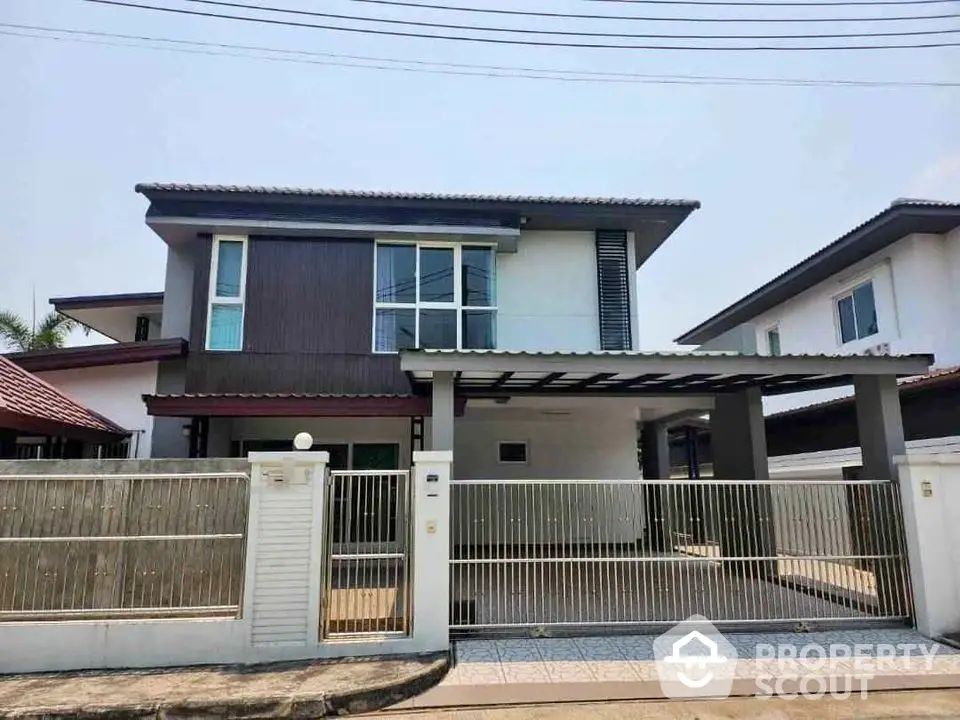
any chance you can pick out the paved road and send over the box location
[373,689,960,719]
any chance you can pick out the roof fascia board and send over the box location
[400,351,933,377]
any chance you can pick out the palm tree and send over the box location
[0,310,83,352]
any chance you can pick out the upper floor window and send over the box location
[374,242,496,352]
[766,326,781,356]
[206,235,248,351]
[836,280,878,344]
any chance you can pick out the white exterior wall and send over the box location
[768,435,960,479]
[454,406,639,480]
[497,230,638,351]
[452,405,644,544]
[744,230,960,412]
[35,363,158,457]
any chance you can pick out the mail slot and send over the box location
[426,473,439,483]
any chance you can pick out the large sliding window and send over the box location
[374,242,496,352]
[206,235,248,351]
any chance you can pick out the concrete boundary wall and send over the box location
[0,454,454,673]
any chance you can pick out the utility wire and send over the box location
[78,0,960,50]
[586,0,954,4]
[5,23,960,86]
[176,0,960,39]
[342,0,960,20]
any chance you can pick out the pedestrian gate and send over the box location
[320,470,412,638]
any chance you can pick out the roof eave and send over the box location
[675,203,960,345]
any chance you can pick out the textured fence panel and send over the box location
[0,474,249,621]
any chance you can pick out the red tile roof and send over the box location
[0,355,127,439]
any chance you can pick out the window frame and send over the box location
[497,441,529,465]
[765,325,781,356]
[205,234,249,352]
[833,278,878,345]
[372,239,497,353]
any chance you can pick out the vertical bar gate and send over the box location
[320,470,413,638]
[449,478,913,635]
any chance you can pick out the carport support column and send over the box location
[854,374,905,483]
[853,374,907,617]
[641,422,671,552]
[430,371,455,452]
[712,387,776,578]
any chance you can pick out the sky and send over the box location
[2,0,958,350]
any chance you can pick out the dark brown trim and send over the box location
[143,394,467,418]
[50,291,164,310]
[0,410,128,443]
[7,339,188,372]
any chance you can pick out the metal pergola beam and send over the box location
[401,350,932,378]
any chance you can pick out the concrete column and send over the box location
[711,387,775,578]
[854,374,905,482]
[430,371,455,452]
[641,422,670,480]
[712,387,768,480]
[411,450,453,652]
[641,422,671,552]
[854,374,907,617]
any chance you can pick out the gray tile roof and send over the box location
[134,183,700,208]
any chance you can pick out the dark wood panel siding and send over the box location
[185,235,408,395]
[186,353,409,394]
[243,237,372,353]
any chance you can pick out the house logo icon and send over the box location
[653,615,738,699]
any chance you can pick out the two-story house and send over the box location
[130,184,702,477]
[3,183,936,635]
[673,199,960,476]
[19,184,931,489]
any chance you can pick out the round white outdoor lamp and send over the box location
[293,432,314,451]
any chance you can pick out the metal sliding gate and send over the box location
[450,478,913,636]
[320,470,413,638]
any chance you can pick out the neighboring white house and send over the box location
[5,293,185,459]
[676,199,960,414]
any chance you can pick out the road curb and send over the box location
[0,653,450,720]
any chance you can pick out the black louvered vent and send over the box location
[595,230,633,351]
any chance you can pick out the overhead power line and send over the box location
[583,0,956,5]
[343,0,960,17]
[176,0,960,39]
[4,23,959,87]
[79,0,960,50]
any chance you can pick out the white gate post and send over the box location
[244,450,330,651]
[411,450,453,652]
[896,454,960,638]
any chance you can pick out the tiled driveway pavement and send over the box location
[401,629,960,708]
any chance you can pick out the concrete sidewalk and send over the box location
[375,689,960,719]
[0,653,448,720]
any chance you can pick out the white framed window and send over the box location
[835,279,878,344]
[373,241,497,352]
[206,235,248,351]
[765,325,781,356]
[498,441,528,464]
